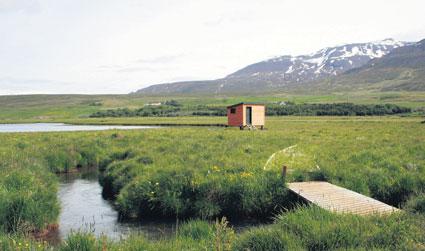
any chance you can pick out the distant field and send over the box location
[0,91,424,122]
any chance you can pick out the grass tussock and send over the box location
[0,166,59,233]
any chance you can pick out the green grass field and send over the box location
[0,115,424,250]
[0,92,424,122]
[0,91,424,250]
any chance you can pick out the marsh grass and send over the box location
[1,206,422,250]
[0,166,59,233]
[0,116,424,250]
[273,206,424,250]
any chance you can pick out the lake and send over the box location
[0,123,156,133]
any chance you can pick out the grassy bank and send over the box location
[1,206,424,250]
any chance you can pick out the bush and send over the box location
[90,105,181,118]
[266,103,411,116]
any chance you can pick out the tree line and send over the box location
[90,106,181,117]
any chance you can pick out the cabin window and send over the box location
[230,108,236,114]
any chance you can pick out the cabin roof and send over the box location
[226,102,265,108]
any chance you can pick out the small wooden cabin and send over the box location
[227,103,265,129]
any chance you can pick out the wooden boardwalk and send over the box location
[288,181,400,215]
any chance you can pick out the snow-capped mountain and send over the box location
[136,38,422,94]
[315,38,425,92]
[226,39,407,85]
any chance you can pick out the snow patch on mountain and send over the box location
[226,38,408,84]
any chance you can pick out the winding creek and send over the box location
[55,169,263,243]
[1,123,171,241]
[1,123,263,243]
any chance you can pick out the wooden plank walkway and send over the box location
[288,181,400,215]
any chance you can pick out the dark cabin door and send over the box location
[246,107,252,125]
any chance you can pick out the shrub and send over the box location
[266,103,411,116]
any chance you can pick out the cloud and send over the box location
[97,64,165,74]
[96,54,185,74]
[0,0,41,14]
[0,77,74,95]
[203,12,252,27]
[134,54,183,64]
[116,66,158,73]
[1,0,425,94]
[167,75,204,83]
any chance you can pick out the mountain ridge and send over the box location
[136,38,424,94]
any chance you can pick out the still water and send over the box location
[58,170,175,241]
[0,123,156,133]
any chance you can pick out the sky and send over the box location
[0,0,424,95]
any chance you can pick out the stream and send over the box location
[55,168,264,243]
[0,123,265,242]
[57,169,175,241]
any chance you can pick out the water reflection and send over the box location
[56,168,266,244]
[57,169,175,241]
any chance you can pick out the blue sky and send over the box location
[1,0,424,95]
